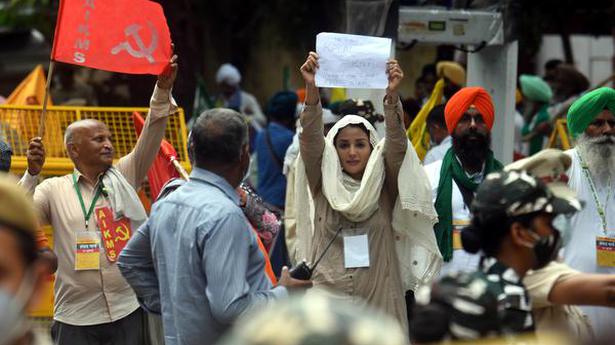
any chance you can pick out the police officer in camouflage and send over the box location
[411,170,582,342]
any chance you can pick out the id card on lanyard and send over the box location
[596,235,615,267]
[452,219,470,250]
[75,231,100,270]
[72,172,103,271]
[579,152,615,267]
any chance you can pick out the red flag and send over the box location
[52,0,171,75]
[132,112,180,199]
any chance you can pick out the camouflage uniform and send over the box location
[414,256,534,341]
[476,257,534,334]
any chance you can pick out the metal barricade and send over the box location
[547,119,572,150]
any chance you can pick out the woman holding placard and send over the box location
[294,51,442,330]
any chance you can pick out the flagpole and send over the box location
[171,158,190,180]
[38,60,55,138]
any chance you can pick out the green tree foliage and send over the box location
[0,0,54,37]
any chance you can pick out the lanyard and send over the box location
[73,172,103,230]
[578,152,612,234]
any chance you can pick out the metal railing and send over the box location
[0,104,191,175]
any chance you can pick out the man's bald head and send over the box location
[64,119,114,171]
[64,119,108,147]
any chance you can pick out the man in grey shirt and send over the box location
[118,108,311,345]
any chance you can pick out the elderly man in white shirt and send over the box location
[561,87,615,338]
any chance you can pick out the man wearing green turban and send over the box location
[519,75,553,155]
[563,86,615,338]
[567,87,615,138]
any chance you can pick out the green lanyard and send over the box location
[578,152,612,234]
[72,172,103,230]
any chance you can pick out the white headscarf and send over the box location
[216,63,242,86]
[295,114,442,291]
[321,115,382,221]
[284,108,339,176]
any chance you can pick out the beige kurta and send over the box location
[299,99,408,330]
[524,261,593,341]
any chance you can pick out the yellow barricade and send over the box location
[0,104,191,175]
[0,104,191,317]
[547,119,572,150]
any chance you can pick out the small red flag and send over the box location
[51,0,171,75]
[132,112,180,199]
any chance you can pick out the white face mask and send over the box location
[0,270,36,345]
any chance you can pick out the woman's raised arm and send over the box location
[299,52,325,193]
[383,59,409,196]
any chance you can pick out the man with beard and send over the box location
[563,87,615,338]
[424,87,503,276]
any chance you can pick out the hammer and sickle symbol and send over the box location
[110,21,158,63]
[114,224,130,242]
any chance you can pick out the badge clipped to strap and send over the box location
[452,219,470,250]
[343,228,370,269]
[75,231,101,270]
[579,152,614,267]
[94,207,132,263]
[596,233,615,267]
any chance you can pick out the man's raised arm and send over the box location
[116,51,179,188]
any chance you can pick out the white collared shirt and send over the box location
[423,136,452,166]
[424,155,485,277]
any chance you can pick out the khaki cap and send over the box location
[0,173,38,236]
[505,148,578,201]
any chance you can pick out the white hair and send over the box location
[64,128,73,146]
[576,133,615,185]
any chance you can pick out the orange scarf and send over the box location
[251,226,277,284]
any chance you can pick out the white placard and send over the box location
[315,32,391,89]
[343,234,370,268]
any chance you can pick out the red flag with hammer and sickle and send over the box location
[51,0,171,75]
[132,111,180,200]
